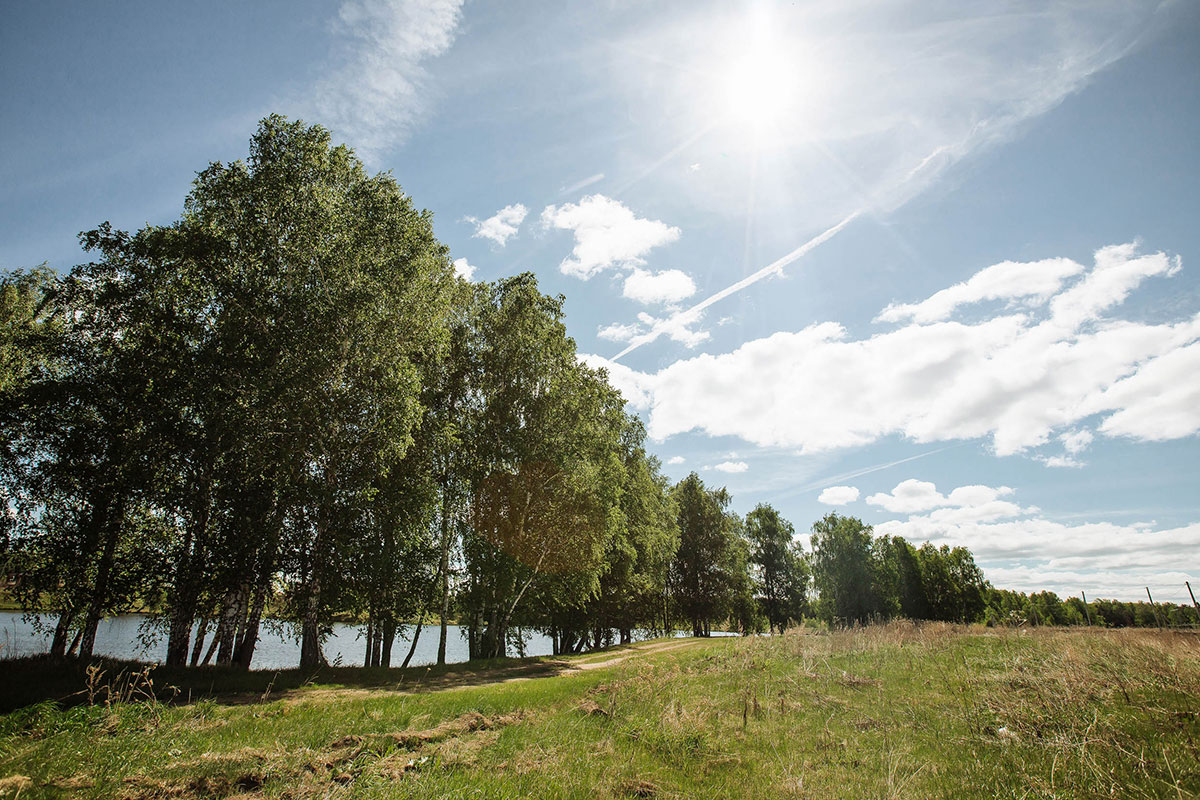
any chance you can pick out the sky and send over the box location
[3,0,1198,603]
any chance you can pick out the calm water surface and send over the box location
[0,611,553,670]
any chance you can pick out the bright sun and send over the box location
[721,49,796,130]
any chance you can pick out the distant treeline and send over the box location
[0,118,1192,672]
[985,589,1198,629]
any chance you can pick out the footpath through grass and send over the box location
[1,624,1197,798]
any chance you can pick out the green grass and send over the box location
[1,624,1197,798]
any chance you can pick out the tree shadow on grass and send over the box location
[0,652,578,713]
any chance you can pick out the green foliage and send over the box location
[745,503,807,632]
[669,473,748,636]
[809,513,883,624]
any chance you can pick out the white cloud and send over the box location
[466,204,527,246]
[541,195,681,279]
[1039,455,1084,469]
[594,311,711,351]
[866,479,946,513]
[1092,342,1200,442]
[578,352,654,408]
[666,456,685,465]
[589,244,1199,455]
[308,0,464,162]
[818,485,860,505]
[622,268,697,305]
[876,257,1083,324]
[597,322,640,343]
[636,310,709,348]
[872,482,1199,603]
[1036,429,1094,468]
[452,257,476,281]
[710,461,748,474]
[1060,429,1094,455]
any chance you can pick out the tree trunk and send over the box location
[372,621,383,667]
[299,575,323,669]
[79,494,123,661]
[66,627,83,657]
[400,619,424,669]
[380,620,395,668]
[215,588,241,665]
[190,617,209,666]
[201,623,221,666]
[233,579,266,670]
[364,619,374,668]
[166,475,212,667]
[437,479,453,666]
[50,607,74,658]
[233,505,281,670]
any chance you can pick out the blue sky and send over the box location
[3,0,1198,602]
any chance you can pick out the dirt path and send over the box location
[569,638,708,671]
[274,638,714,705]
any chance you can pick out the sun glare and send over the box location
[721,49,796,131]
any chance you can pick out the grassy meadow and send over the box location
[1,624,1197,799]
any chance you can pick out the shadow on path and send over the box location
[0,637,719,712]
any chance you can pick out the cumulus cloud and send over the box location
[636,310,709,348]
[866,479,946,513]
[599,309,710,348]
[622,268,697,305]
[452,257,476,281]
[584,243,1200,455]
[597,322,641,343]
[466,204,527,246]
[709,460,749,473]
[872,481,1199,603]
[1092,342,1200,442]
[876,257,1083,324]
[818,485,860,505]
[1038,428,1094,467]
[666,456,685,465]
[308,0,464,162]
[578,352,654,408]
[541,195,681,279]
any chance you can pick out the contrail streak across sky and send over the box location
[611,209,862,361]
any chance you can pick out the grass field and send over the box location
[1,623,1197,798]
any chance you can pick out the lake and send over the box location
[0,611,553,670]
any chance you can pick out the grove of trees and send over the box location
[1,117,1193,671]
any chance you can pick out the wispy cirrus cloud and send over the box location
[306,0,464,163]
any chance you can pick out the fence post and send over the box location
[1081,591,1092,626]
[1146,587,1164,628]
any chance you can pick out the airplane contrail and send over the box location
[611,209,862,361]
[773,443,966,502]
